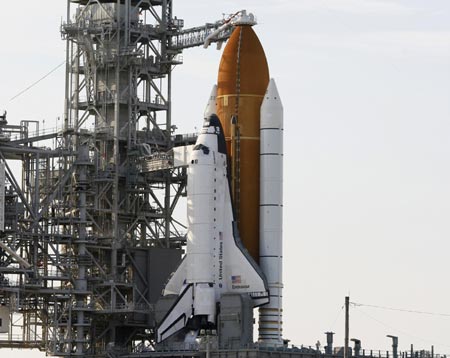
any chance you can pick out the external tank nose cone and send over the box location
[217,26,269,97]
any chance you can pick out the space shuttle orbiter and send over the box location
[156,114,269,343]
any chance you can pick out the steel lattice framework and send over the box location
[0,1,233,357]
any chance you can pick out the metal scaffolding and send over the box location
[0,1,233,357]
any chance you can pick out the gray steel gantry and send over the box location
[0,1,233,357]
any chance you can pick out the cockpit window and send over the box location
[193,144,210,155]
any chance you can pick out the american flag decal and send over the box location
[231,275,241,284]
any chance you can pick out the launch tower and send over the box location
[0,1,233,356]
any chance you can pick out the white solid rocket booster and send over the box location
[259,79,284,345]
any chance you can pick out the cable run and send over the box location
[329,305,344,331]
[351,301,450,318]
[354,307,450,351]
[10,60,66,101]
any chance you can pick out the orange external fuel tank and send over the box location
[216,25,269,263]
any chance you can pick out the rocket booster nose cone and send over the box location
[261,79,283,129]
[264,79,282,105]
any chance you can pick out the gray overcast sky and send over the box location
[1,0,450,356]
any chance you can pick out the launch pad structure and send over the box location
[0,2,445,358]
[0,0,237,356]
